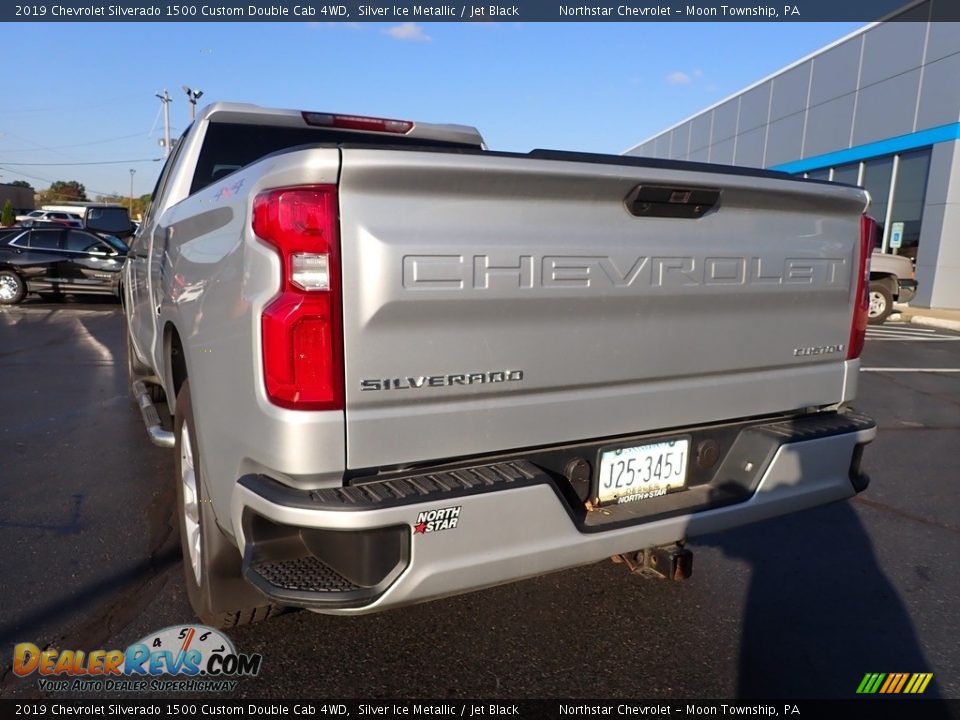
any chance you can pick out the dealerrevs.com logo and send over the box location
[13,625,262,693]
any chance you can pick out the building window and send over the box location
[796,146,932,261]
[832,163,860,187]
[888,148,931,262]
[861,156,895,241]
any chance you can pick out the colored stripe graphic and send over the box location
[868,674,886,693]
[858,672,933,694]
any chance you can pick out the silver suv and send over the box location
[14,210,83,228]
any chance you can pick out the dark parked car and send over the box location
[0,226,127,305]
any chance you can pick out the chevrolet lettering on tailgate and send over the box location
[402,254,849,290]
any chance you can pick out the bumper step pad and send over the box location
[250,556,360,594]
[240,459,545,512]
[313,460,538,506]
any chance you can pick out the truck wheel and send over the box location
[868,282,893,325]
[174,380,285,628]
[0,270,26,305]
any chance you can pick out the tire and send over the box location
[0,270,26,305]
[174,380,284,628]
[868,282,894,325]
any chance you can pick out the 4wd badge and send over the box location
[413,506,461,534]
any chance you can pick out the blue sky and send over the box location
[0,21,862,198]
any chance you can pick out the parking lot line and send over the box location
[866,336,960,342]
[866,324,960,341]
[861,368,960,373]
[871,325,937,332]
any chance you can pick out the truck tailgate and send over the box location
[337,149,869,470]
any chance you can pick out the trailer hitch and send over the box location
[612,542,693,581]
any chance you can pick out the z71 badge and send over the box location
[413,506,461,535]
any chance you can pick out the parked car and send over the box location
[0,226,127,304]
[9,220,79,230]
[869,251,917,324]
[14,210,84,228]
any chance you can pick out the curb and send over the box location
[908,315,960,332]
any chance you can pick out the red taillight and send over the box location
[301,111,414,135]
[848,214,877,360]
[252,185,342,410]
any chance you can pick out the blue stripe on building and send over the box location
[770,122,960,174]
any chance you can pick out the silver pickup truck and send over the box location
[113,102,877,628]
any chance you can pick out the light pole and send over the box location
[156,90,172,156]
[182,86,203,121]
[129,169,136,214]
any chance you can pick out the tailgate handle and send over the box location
[625,185,720,219]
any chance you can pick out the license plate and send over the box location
[595,438,689,506]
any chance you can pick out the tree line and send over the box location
[3,179,152,219]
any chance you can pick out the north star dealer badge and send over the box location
[413,506,461,534]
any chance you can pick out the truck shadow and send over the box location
[700,500,939,699]
[0,546,180,651]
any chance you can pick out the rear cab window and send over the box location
[190,122,479,195]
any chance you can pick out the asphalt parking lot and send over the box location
[1,298,958,700]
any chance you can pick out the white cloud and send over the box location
[383,23,432,42]
[666,71,692,86]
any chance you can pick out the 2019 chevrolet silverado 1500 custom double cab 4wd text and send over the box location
[114,103,877,628]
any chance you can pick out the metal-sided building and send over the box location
[625,4,960,310]
[0,184,35,217]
